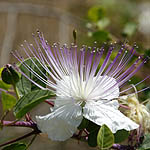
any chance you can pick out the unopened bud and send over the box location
[1,64,19,85]
[73,29,77,44]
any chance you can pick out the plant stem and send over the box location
[1,120,137,150]
[119,104,131,110]
[1,120,38,130]
[45,100,54,107]
[0,111,9,125]
[0,130,39,148]
[0,120,41,148]
[26,134,37,149]
[112,144,135,150]
[13,84,20,99]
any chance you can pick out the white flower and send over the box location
[13,32,148,141]
[36,75,138,141]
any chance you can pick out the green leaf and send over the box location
[2,143,26,150]
[97,18,110,29]
[0,67,4,77]
[139,133,150,150]
[88,130,98,147]
[1,91,17,111]
[86,121,99,132]
[122,22,137,37]
[86,121,100,147]
[0,80,11,90]
[88,6,105,22]
[14,89,55,119]
[16,58,47,97]
[114,129,129,143]
[92,31,110,42]
[97,124,114,150]
[78,117,89,130]
[144,49,150,57]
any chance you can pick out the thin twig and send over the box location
[26,134,37,149]
[0,111,9,126]
[45,100,54,107]
[0,130,39,148]
[1,120,139,150]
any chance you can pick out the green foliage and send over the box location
[97,124,114,150]
[88,129,98,147]
[92,31,110,42]
[86,121,99,132]
[128,76,145,91]
[0,80,11,90]
[129,75,150,101]
[144,49,150,57]
[78,117,89,130]
[14,89,55,119]
[86,121,100,147]
[0,67,4,76]
[1,91,16,111]
[114,129,129,143]
[16,58,47,97]
[2,143,26,150]
[88,6,105,22]
[128,76,142,85]
[97,18,110,30]
[139,133,150,150]
[122,22,137,37]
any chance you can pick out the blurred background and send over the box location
[0,0,150,149]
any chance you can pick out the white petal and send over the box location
[88,76,119,100]
[83,100,139,133]
[56,75,83,100]
[56,76,72,97]
[54,97,76,109]
[36,102,83,141]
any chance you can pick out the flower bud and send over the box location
[1,64,19,85]
[73,29,77,44]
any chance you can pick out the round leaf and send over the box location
[114,129,129,143]
[97,124,114,150]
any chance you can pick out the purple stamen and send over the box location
[12,32,149,106]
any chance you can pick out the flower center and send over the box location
[56,75,120,104]
[56,75,91,103]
